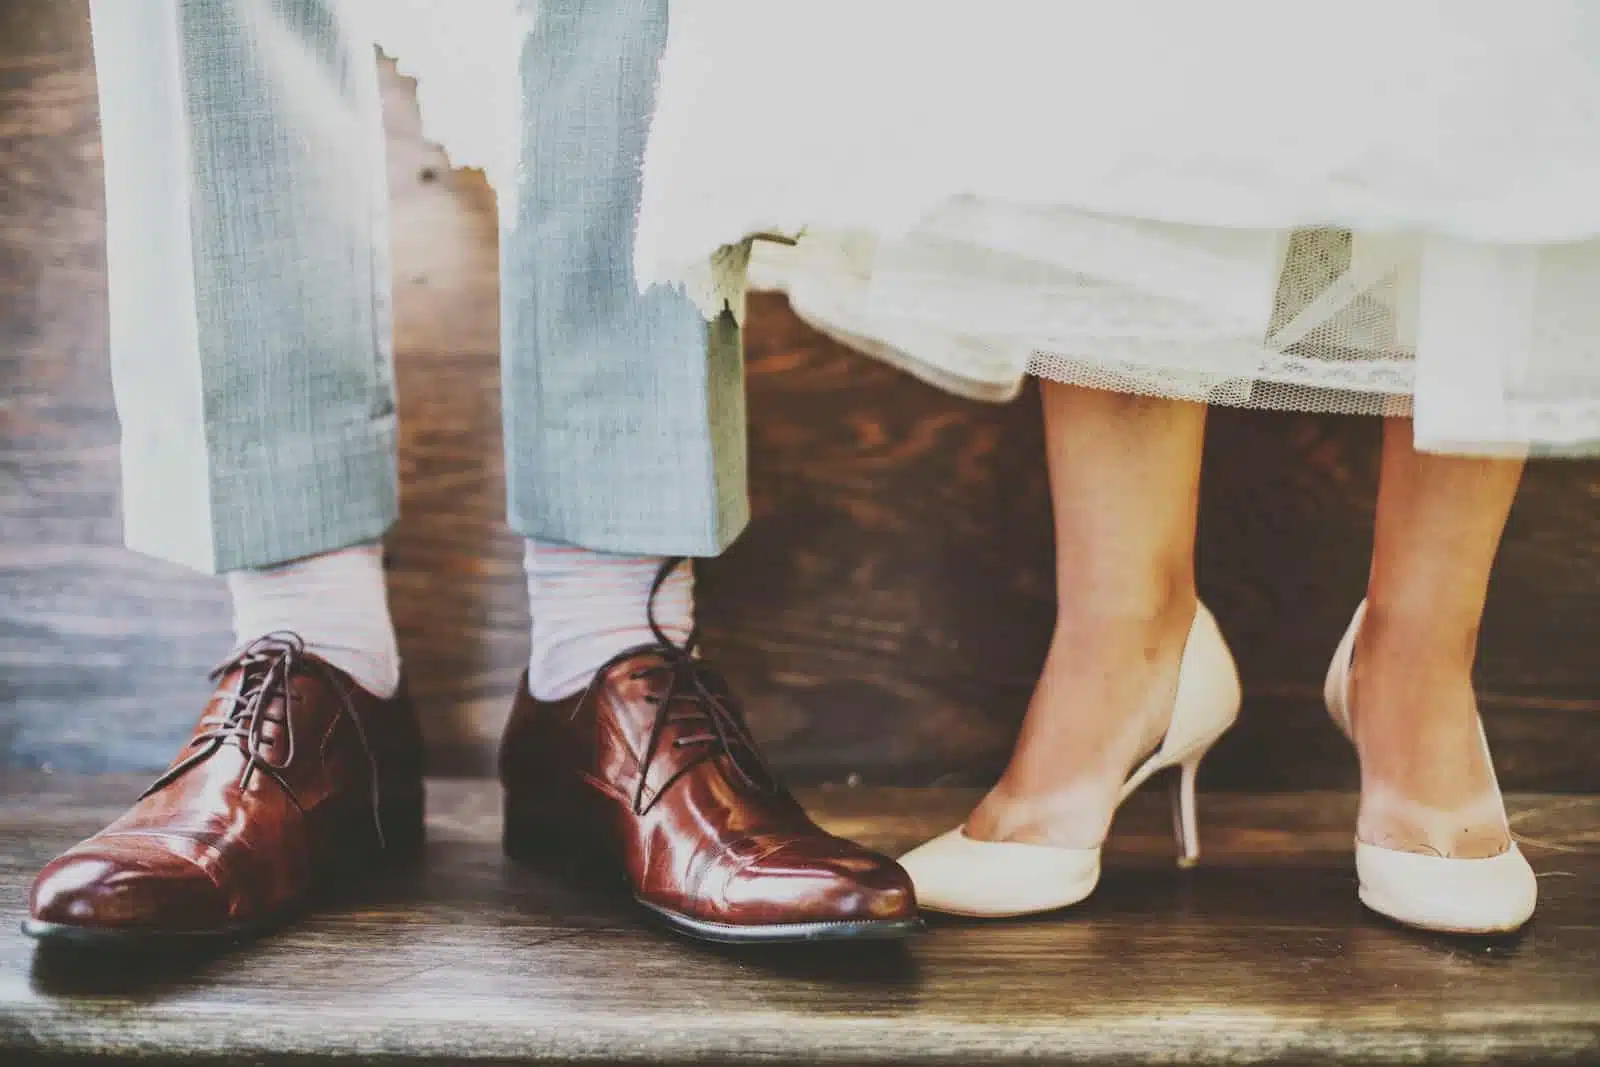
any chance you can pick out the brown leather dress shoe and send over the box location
[24,634,425,946]
[500,625,921,944]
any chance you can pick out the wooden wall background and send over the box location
[3,1,1597,791]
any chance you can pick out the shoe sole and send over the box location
[636,899,924,945]
[20,916,270,949]
[914,895,1094,920]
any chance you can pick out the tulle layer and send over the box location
[748,208,1600,456]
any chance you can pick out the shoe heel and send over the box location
[377,781,427,864]
[503,791,609,875]
[503,791,556,863]
[1169,755,1203,869]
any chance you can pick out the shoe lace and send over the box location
[608,558,780,817]
[137,632,390,846]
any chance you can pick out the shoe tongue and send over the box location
[210,658,299,766]
[603,653,773,801]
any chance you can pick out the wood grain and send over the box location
[2,0,1598,790]
[1,776,1597,1066]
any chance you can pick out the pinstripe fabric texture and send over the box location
[89,0,747,573]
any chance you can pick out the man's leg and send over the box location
[26,0,424,947]
[95,0,402,693]
[495,1,919,944]
[100,0,398,575]
[503,0,741,697]
[501,0,746,560]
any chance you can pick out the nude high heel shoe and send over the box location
[898,604,1241,918]
[1324,601,1536,935]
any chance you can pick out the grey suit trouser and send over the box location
[88,0,747,573]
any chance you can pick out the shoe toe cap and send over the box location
[1355,841,1538,934]
[723,837,918,924]
[899,827,1102,917]
[30,845,230,934]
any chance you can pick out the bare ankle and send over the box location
[1054,581,1197,643]
[1358,598,1481,669]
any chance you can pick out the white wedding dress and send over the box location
[366,0,1600,457]
[637,1,1600,457]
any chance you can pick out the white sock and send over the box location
[525,540,694,701]
[226,542,401,699]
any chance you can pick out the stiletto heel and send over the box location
[1170,756,1203,869]
[899,603,1240,917]
[1325,601,1536,935]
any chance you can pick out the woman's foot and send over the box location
[964,594,1200,851]
[1346,604,1512,860]
[1327,599,1535,934]
[899,596,1239,917]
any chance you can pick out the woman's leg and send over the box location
[1349,419,1525,858]
[966,383,1208,848]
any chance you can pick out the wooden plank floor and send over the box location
[0,776,1595,1066]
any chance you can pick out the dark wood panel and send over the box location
[1,776,1597,1066]
[2,0,1597,789]
[706,312,1600,791]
